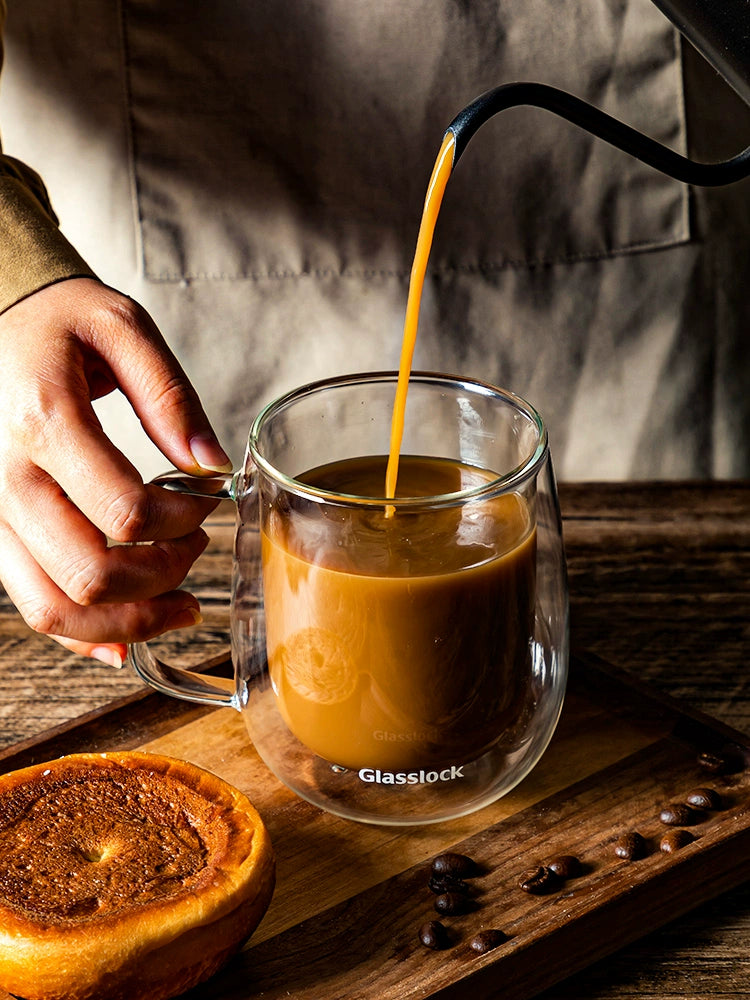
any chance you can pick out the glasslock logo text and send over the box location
[373,729,433,743]
[358,765,465,785]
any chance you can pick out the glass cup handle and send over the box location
[150,468,241,500]
[129,646,238,708]
[128,467,245,709]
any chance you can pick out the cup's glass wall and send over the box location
[233,373,568,825]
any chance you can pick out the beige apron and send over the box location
[1,0,747,479]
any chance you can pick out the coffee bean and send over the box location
[434,891,474,916]
[659,803,699,826]
[428,874,471,896]
[686,787,722,811]
[519,865,561,895]
[419,920,450,950]
[546,854,582,879]
[470,929,507,954]
[431,852,480,879]
[697,751,729,775]
[660,829,694,853]
[614,831,647,860]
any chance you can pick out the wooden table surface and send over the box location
[0,481,748,999]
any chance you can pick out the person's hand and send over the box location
[0,277,231,666]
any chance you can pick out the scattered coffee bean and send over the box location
[614,831,647,860]
[431,852,480,879]
[697,751,729,775]
[470,929,507,954]
[546,854,582,879]
[419,920,450,950]
[660,829,694,853]
[519,865,561,895]
[659,803,699,826]
[428,874,471,896]
[686,787,722,811]
[434,891,474,916]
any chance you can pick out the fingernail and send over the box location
[189,433,233,473]
[164,607,203,632]
[91,646,125,669]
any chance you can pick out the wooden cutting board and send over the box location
[1,650,749,1000]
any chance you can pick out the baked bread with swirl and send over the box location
[0,751,275,1000]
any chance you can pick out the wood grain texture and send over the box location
[1,654,748,1000]
[0,482,748,998]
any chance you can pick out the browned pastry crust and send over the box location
[0,751,275,1000]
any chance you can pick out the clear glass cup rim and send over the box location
[246,370,549,509]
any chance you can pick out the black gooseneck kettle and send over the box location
[651,0,750,107]
[447,0,750,181]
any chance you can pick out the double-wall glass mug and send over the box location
[131,372,568,825]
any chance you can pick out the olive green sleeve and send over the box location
[0,0,96,314]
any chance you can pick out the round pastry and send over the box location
[0,751,275,1000]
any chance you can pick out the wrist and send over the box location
[0,176,96,316]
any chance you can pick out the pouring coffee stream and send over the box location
[384,79,750,504]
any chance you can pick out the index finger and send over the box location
[81,289,233,476]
